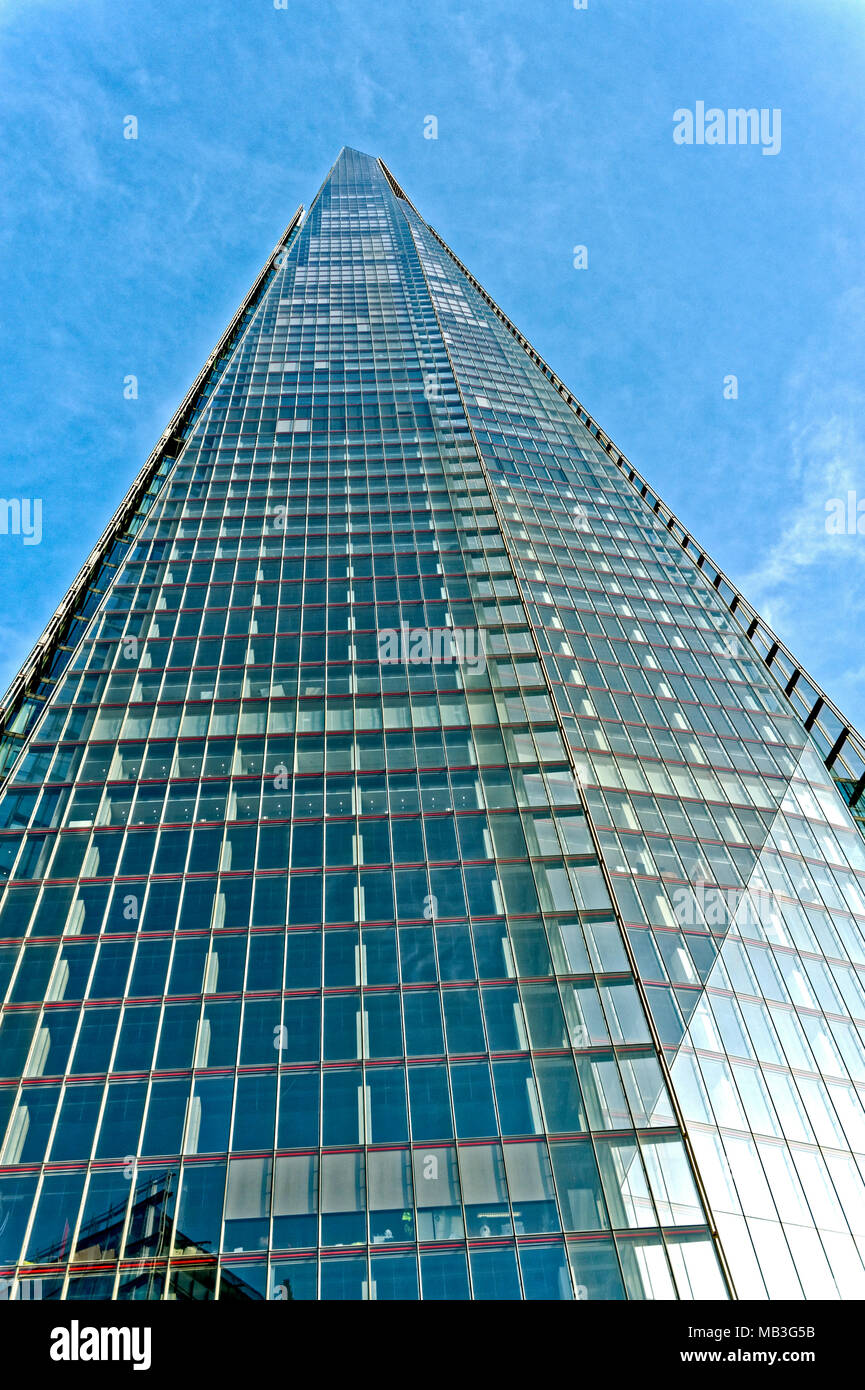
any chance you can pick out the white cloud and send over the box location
[738,327,865,729]
[743,406,865,595]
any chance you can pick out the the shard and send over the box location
[1,147,865,1301]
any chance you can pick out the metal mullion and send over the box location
[379,156,865,819]
[400,206,736,1300]
[0,207,307,779]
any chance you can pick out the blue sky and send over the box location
[1,0,864,726]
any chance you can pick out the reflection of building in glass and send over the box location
[18,1170,262,1300]
[1,148,865,1300]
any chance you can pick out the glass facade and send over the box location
[0,147,864,1301]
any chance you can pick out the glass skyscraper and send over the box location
[1,146,865,1302]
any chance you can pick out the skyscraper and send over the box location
[1,146,864,1302]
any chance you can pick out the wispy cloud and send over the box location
[739,291,865,726]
